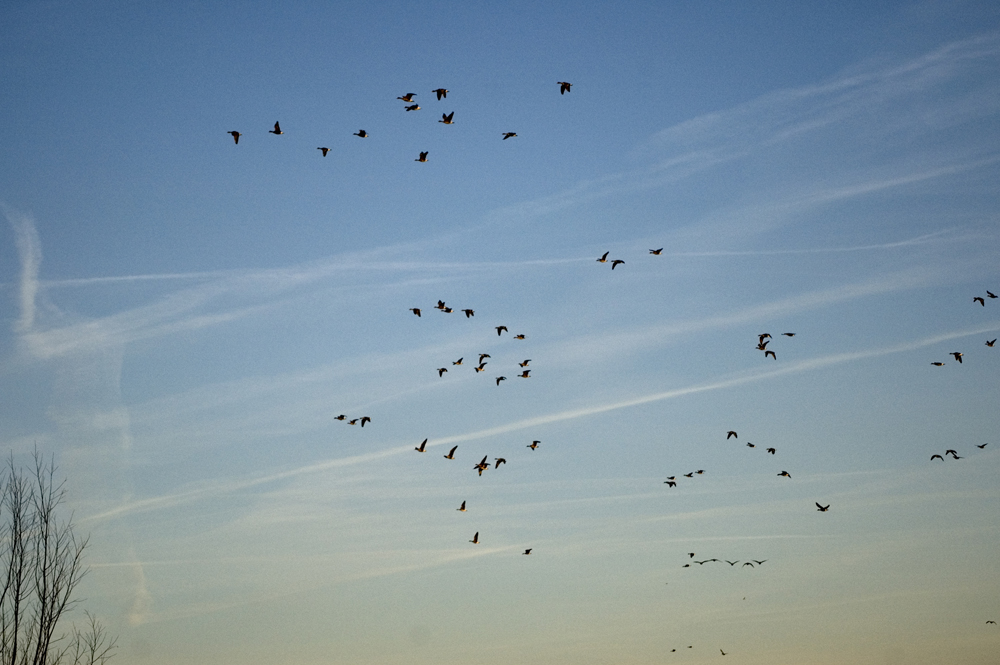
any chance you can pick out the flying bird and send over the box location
[945,449,959,457]
[474,363,487,373]
[470,532,479,544]
[514,334,526,339]
[496,326,508,336]
[756,340,770,350]
[494,458,506,468]
[611,259,625,269]
[931,362,944,366]
[558,81,572,94]
[726,560,739,566]
[743,562,754,567]
[974,296,985,306]
[747,442,755,448]
[519,359,531,367]
[437,368,448,377]
[766,448,776,454]
[405,104,420,112]
[435,300,447,310]
[457,500,466,511]
[227,131,241,144]
[688,553,695,558]
[415,151,428,162]
[683,472,694,478]
[519,370,531,378]
[782,332,796,337]
[816,503,830,512]
[951,352,963,363]
[269,121,283,135]
[453,358,463,366]
[439,111,454,124]
[353,129,368,138]
[930,454,944,461]
[696,470,705,475]
[360,416,370,427]
[415,439,427,452]
[988,291,998,298]
[778,471,791,478]
[528,441,539,449]
[759,333,772,341]
[432,88,448,100]
[987,339,996,347]
[496,376,506,385]
[523,549,532,555]
[721,650,727,656]
[597,251,609,263]
[318,147,329,156]
[753,560,767,565]
[502,132,517,140]
[664,480,676,487]
[334,414,346,421]
[727,431,738,439]
[649,248,663,255]
[765,350,777,359]
[444,446,457,459]
[347,419,358,425]
[478,353,491,364]
[977,443,988,448]
[462,309,474,318]
[409,308,421,317]
[397,93,416,101]
[988,620,997,624]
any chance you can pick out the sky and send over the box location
[2,1,1000,663]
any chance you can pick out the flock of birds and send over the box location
[226,82,576,161]
[295,82,1000,656]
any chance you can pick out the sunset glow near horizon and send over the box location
[2,2,1000,664]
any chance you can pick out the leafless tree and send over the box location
[0,451,116,665]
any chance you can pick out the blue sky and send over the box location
[2,2,1000,663]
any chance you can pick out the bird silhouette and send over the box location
[432,88,448,100]
[757,340,770,350]
[931,362,945,366]
[334,414,346,421]
[470,532,478,544]
[747,443,755,448]
[523,548,532,555]
[528,441,540,449]
[478,354,491,363]
[348,419,358,425]
[945,449,959,457]
[519,370,531,378]
[727,431,737,439]
[988,620,997,624]
[457,500,466,511]
[444,446,457,459]
[397,93,416,102]
[931,454,944,461]
[951,352,963,363]
[782,332,796,337]
[988,291,998,299]
[494,458,506,468]
[558,81,572,94]
[743,562,754,567]
[816,503,830,511]
[228,131,241,144]
[453,358,463,366]
[462,309,474,318]
[721,650,727,656]
[688,553,695,558]
[974,296,986,306]
[353,129,368,138]
[318,147,329,156]
[726,560,739,566]
[496,376,507,385]
[415,151,428,162]
[409,308,421,317]
[269,121,283,135]
[765,350,777,360]
[987,339,996,347]
[502,132,517,140]
[474,363,487,373]
[514,334,526,339]
[611,259,625,270]
[519,359,531,367]
[405,104,420,112]
[683,472,694,478]
[778,471,791,478]
[766,448,776,454]
[753,560,767,565]
[437,368,448,377]
[977,443,988,448]
[597,251,609,263]
[664,480,676,487]
[360,416,370,427]
[415,439,427,452]
[496,326,508,336]
[439,112,455,124]
[649,248,663,255]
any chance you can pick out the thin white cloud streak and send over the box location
[3,206,41,332]
[82,322,1000,524]
[665,229,969,257]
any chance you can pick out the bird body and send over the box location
[650,248,663,255]
[405,104,420,112]
[453,358,463,365]
[437,368,448,377]
[457,500,466,511]
[778,471,791,478]
[415,438,427,452]
[502,132,517,140]
[951,352,963,363]
[318,147,329,156]
[519,370,530,378]
[409,308,421,317]
[597,251,609,263]
[397,93,416,102]
[432,88,448,100]
[611,259,625,269]
[514,334,525,339]
[462,309,474,318]
[444,446,457,459]
[496,326,508,336]
[974,297,985,306]
[519,359,531,367]
[523,548,532,555]
[528,441,539,449]
[415,151,428,162]
[470,532,478,544]
[354,129,368,138]
[765,350,777,359]
[727,431,737,439]
[360,416,370,427]
[228,131,240,144]
[269,121,283,135]
[496,376,506,385]
[558,81,572,94]
[439,112,454,124]
[816,503,830,511]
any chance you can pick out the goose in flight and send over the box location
[502,132,517,140]
[931,454,944,461]
[318,147,329,156]
[765,350,777,359]
[496,376,507,385]
[437,367,448,377]
[523,548,532,555]
[353,129,368,138]
[496,326,508,336]
[405,104,421,112]
[469,532,479,544]
[444,446,457,459]
[514,334,526,339]
[597,251,609,263]
[474,363,487,373]
[766,447,776,454]
[462,309,474,318]
[519,370,531,378]
[415,151,428,162]
[988,620,997,624]
[519,359,531,367]
[457,500,466,511]
[269,121,283,135]
[558,81,572,94]
[816,503,830,512]
[528,441,539,449]
[432,88,448,100]
[746,442,755,448]
[778,471,791,478]
[688,553,696,558]
[649,248,663,255]
[974,296,986,306]
[348,419,358,425]
[664,480,676,487]
[756,340,770,350]
[453,358,463,366]
[494,457,506,468]
[397,93,416,101]
[683,472,694,478]
[334,414,346,421]
[611,259,625,270]
[951,352,963,363]
[359,416,370,427]
[478,353,491,363]
[987,339,996,347]
[988,291,998,298]
[753,560,767,565]
[977,443,988,448]
[415,439,428,452]
[759,333,772,341]
[782,332,796,337]
[727,431,738,439]
[726,560,739,566]
[228,131,241,144]
[930,362,945,366]
[439,112,454,124]
[409,308,421,317]
[742,562,754,567]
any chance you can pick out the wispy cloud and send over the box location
[3,205,42,332]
